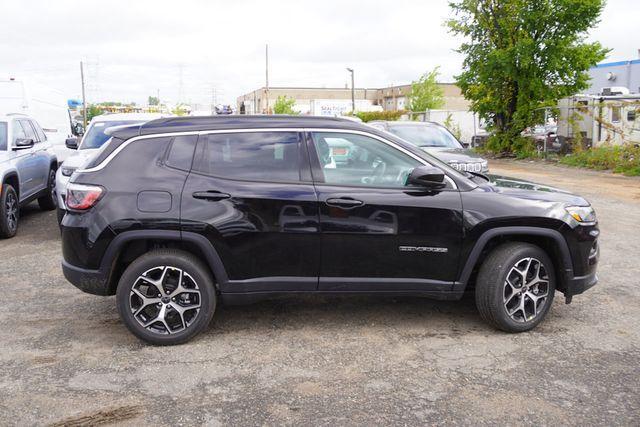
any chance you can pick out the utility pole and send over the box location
[346,68,355,113]
[265,44,269,114]
[80,61,87,129]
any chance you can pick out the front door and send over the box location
[307,131,463,292]
[11,119,38,200]
[181,130,320,293]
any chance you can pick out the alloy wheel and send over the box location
[503,257,550,322]
[5,192,18,232]
[129,265,201,335]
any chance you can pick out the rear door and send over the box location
[307,130,463,293]
[181,130,320,293]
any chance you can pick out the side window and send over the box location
[611,106,621,123]
[12,120,26,143]
[194,132,301,182]
[165,135,198,171]
[32,121,47,142]
[0,122,7,151]
[310,132,420,188]
[19,120,38,142]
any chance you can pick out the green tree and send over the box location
[86,104,103,122]
[273,95,298,115]
[148,96,160,106]
[407,67,445,112]
[448,0,608,154]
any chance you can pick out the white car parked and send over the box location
[56,113,169,222]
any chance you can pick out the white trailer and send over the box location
[0,77,75,162]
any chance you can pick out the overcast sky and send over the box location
[1,0,638,107]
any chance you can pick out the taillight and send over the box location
[65,183,104,211]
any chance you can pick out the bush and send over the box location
[559,144,640,176]
[353,110,406,122]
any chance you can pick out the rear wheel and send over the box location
[475,242,555,332]
[116,249,216,345]
[0,184,19,238]
[38,169,57,211]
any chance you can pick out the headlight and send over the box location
[565,206,596,225]
[61,167,76,177]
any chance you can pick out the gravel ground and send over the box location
[0,160,639,426]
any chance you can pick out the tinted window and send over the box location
[80,120,141,149]
[311,132,420,188]
[165,135,198,171]
[387,124,462,148]
[0,123,7,150]
[194,132,301,182]
[19,120,38,142]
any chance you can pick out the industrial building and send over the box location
[236,83,469,115]
[586,58,640,95]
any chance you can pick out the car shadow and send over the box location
[205,292,485,336]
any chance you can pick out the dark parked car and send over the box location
[61,116,599,345]
[368,121,489,173]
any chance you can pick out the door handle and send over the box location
[325,197,364,209]
[192,191,231,201]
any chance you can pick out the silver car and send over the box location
[0,113,58,238]
[368,121,489,173]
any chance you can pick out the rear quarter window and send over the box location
[165,135,198,171]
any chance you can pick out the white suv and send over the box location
[0,114,58,238]
[56,113,169,222]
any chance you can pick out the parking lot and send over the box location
[1,160,639,426]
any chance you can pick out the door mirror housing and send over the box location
[13,138,34,150]
[407,165,446,189]
[460,141,470,149]
[65,137,79,150]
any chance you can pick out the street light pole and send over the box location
[346,68,355,113]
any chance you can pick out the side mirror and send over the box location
[13,138,34,150]
[65,137,79,150]
[407,165,446,189]
[460,141,470,149]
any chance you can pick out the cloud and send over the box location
[0,0,636,106]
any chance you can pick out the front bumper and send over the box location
[62,259,110,296]
[565,271,598,297]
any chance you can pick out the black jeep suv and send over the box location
[61,116,599,345]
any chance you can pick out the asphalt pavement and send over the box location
[0,160,638,426]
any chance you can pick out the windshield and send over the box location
[0,122,7,150]
[387,124,462,149]
[80,120,139,149]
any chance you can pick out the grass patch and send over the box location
[559,145,640,176]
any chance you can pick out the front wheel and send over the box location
[38,169,57,211]
[0,184,19,238]
[475,242,556,332]
[116,249,217,345]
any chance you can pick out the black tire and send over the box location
[475,242,556,332]
[116,249,217,345]
[37,169,57,211]
[0,184,19,238]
